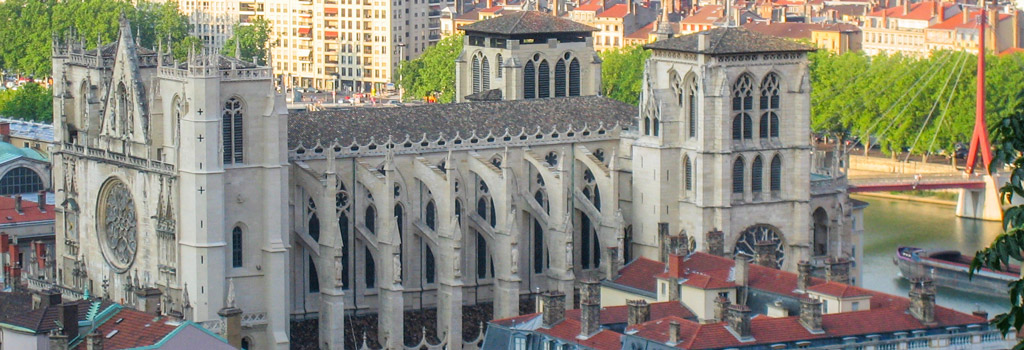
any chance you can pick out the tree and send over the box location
[599,44,650,105]
[0,84,54,122]
[397,34,462,103]
[221,18,271,65]
[970,87,1024,350]
[0,0,193,76]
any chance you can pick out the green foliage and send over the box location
[969,86,1024,349]
[0,84,54,122]
[221,18,271,65]
[173,36,205,62]
[397,34,462,103]
[599,45,650,105]
[0,0,193,76]
[809,50,1024,157]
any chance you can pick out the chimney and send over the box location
[667,320,681,345]
[668,232,689,256]
[15,194,23,214]
[799,298,824,333]
[658,223,670,262]
[902,0,909,15]
[972,309,989,320]
[825,257,851,284]
[963,5,969,24]
[753,240,777,269]
[605,246,621,278]
[797,261,813,291]
[541,291,566,327]
[35,288,62,309]
[909,278,936,325]
[37,191,47,212]
[726,304,752,339]
[938,3,945,21]
[59,303,79,341]
[0,233,8,254]
[0,122,10,143]
[627,299,651,326]
[48,330,69,350]
[668,254,684,277]
[713,296,731,323]
[697,32,709,51]
[487,0,493,8]
[136,287,162,314]
[1013,10,1019,49]
[705,229,724,256]
[35,241,45,270]
[734,256,749,287]
[86,331,103,350]
[579,279,601,338]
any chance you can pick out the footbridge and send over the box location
[848,174,986,193]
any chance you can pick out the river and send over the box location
[856,195,1009,317]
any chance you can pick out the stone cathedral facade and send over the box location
[50,15,857,350]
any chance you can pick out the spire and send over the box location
[234,38,242,59]
[226,278,237,308]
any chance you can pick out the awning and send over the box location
[325,7,338,14]
[325,31,339,38]
[298,27,311,34]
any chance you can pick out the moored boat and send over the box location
[894,246,1018,298]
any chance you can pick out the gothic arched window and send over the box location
[308,256,320,293]
[222,97,244,164]
[760,73,780,110]
[395,204,404,281]
[425,200,436,231]
[307,197,320,242]
[644,117,652,135]
[813,208,829,256]
[425,244,436,284]
[472,55,481,94]
[580,214,601,270]
[683,155,693,192]
[733,114,752,140]
[524,61,536,99]
[732,157,745,194]
[687,76,698,138]
[752,156,764,193]
[365,247,376,289]
[481,56,491,91]
[365,206,377,235]
[337,182,351,290]
[771,155,782,192]
[538,60,550,98]
[568,58,581,96]
[555,59,567,97]
[232,227,243,268]
[476,231,490,279]
[732,74,754,111]
[533,218,545,274]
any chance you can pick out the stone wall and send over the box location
[849,155,956,174]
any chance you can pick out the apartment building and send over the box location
[171,0,449,92]
[863,0,1022,56]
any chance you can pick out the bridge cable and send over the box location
[925,51,971,157]
[903,51,971,163]
[860,54,946,137]
[873,52,957,144]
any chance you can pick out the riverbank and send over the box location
[853,191,957,206]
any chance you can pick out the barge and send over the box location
[894,246,1017,298]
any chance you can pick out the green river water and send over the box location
[857,195,1009,317]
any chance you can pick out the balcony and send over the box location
[428,10,441,17]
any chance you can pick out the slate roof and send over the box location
[464,88,503,101]
[288,96,636,149]
[460,10,597,35]
[644,26,815,54]
[0,299,115,334]
[0,117,55,143]
[742,22,860,40]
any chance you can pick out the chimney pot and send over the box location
[579,279,601,338]
[797,261,814,291]
[668,320,682,345]
[86,331,103,350]
[606,246,622,278]
[37,191,47,211]
[541,291,566,327]
[909,278,936,325]
[799,298,824,332]
[734,256,749,287]
[59,303,79,341]
[754,240,777,269]
[627,299,651,327]
[15,195,23,214]
[714,296,731,323]
[825,257,851,284]
[972,309,989,320]
[726,304,752,339]
[0,123,10,142]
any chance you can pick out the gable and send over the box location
[100,17,149,144]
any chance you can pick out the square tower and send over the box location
[630,27,822,272]
[455,11,602,102]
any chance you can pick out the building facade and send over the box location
[49,16,856,350]
[50,18,291,350]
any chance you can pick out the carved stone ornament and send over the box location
[98,180,138,273]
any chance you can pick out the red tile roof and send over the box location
[480,5,504,13]
[611,257,664,292]
[566,301,696,323]
[1001,47,1024,55]
[534,317,622,350]
[625,21,657,39]
[73,309,179,350]
[807,281,872,298]
[575,2,604,11]
[0,195,54,224]
[680,5,724,24]
[597,3,629,18]
[867,1,946,21]
[742,22,860,40]
[681,273,736,290]
[928,10,1011,30]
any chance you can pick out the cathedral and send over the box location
[50,13,857,350]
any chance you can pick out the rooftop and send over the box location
[742,22,860,40]
[645,26,814,54]
[0,117,55,143]
[287,96,635,150]
[597,3,630,18]
[460,10,597,35]
[0,195,55,225]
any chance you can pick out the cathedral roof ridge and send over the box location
[461,10,598,35]
[644,26,815,55]
[287,96,635,158]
